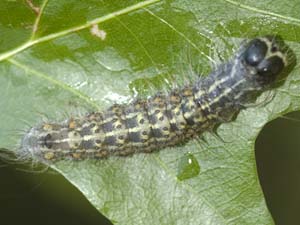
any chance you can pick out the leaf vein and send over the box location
[144,8,216,64]
[7,58,100,110]
[223,0,300,25]
[30,0,49,40]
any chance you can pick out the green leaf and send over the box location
[1,0,300,224]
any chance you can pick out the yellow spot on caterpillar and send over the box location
[69,119,77,129]
[44,152,55,160]
[95,151,109,158]
[43,124,53,131]
[72,153,82,159]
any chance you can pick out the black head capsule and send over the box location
[244,38,268,66]
[243,35,288,86]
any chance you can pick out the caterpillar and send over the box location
[20,35,291,164]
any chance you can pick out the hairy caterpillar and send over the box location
[20,35,291,164]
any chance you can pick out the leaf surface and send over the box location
[1,0,300,224]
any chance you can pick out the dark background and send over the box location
[1,111,300,225]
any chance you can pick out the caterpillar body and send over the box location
[21,36,290,164]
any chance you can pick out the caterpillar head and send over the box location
[242,35,290,86]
